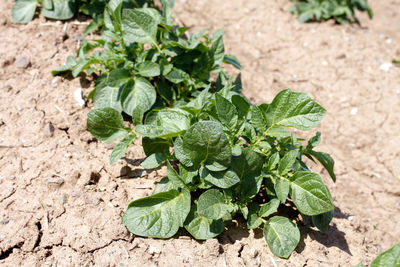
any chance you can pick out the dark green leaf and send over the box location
[308,150,336,182]
[215,94,238,128]
[290,171,334,216]
[167,161,187,188]
[264,216,300,258]
[184,204,224,240]
[93,85,123,113]
[197,189,233,220]
[210,36,225,65]
[223,54,241,70]
[312,210,333,233]
[87,108,129,143]
[247,203,263,229]
[201,168,240,189]
[182,121,231,171]
[142,137,170,156]
[259,198,280,218]
[51,56,77,75]
[267,152,280,170]
[123,189,190,238]
[231,94,250,118]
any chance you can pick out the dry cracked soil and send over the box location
[0,0,400,266]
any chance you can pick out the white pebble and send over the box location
[350,107,358,115]
[73,88,85,108]
[380,63,392,72]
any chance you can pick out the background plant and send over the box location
[290,0,373,24]
[55,0,336,259]
[357,242,400,267]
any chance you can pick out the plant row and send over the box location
[54,0,337,258]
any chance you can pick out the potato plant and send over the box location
[55,0,336,258]
[290,0,373,24]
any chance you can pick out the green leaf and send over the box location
[93,85,123,113]
[231,94,250,118]
[123,189,190,238]
[174,136,193,167]
[265,126,290,138]
[167,161,187,188]
[308,150,336,182]
[165,68,189,84]
[141,153,165,169]
[184,204,224,240]
[278,149,298,175]
[136,61,161,77]
[267,152,280,170]
[259,199,280,218]
[197,189,233,220]
[110,134,137,164]
[370,242,400,267]
[161,0,174,25]
[215,94,238,128]
[267,89,326,130]
[12,0,38,24]
[41,0,77,20]
[153,177,176,194]
[87,108,129,143]
[290,171,334,216]
[210,36,225,65]
[122,8,159,45]
[142,137,170,156]
[51,56,77,75]
[274,178,290,203]
[121,77,156,124]
[201,168,240,189]
[251,105,267,131]
[223,54,241,70]
[231,148,263,178]
[182,121,231,171]
[264,216,300,258]
[247,203,263,229]
[312,210,333,233]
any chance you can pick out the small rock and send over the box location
[350,107,358,115]
[380,62,392,72]
[1,218,9,224]
[249,248,259,258]
[64,152,72,159]
[73,88,85,108]
[148,245,161,255]
[45,122,55,137]
[74,35,84,41]
[349,216,354,221]
[51,77,61,85]
[92,198,100,206]
[16,57,31,69]
[48,177,64,186]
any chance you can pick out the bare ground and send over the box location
[0,0,399,266]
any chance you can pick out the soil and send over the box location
[0,0,399,266]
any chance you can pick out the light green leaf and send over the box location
[153,177,176,194]
[259,198,280,218]
[197,189,233,220]
[110,134,137,164]
[201,168,240,189]
[51,56,77,75]
[278,149,298,175]
[247,203,263,229]
[184,205,224,240]
[182,121,231,171]
[93,86,123,113]
[87,108,129,143]
[290,171,334,216]
[41,0,77,20]
[136,61,160,77]
[174,136,193,167]
[122,8,159,44]
[231,94,250,118]
[251,105,267,131]
[160,0,174,25]
[210,36,225,65]
[265,126,290,138]
[370,242,400,267]
[141,153,165,169]
[121,77,156,124]
[267,152,280,170]
[268,89,326,130]
[275,178,290,203]
[167,161,187,188]
[123,189,190,238]
[264,216,300,258]
[312,210,333,233]
[215,94,238,128]
[165,68,189,84]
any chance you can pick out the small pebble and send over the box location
[74,35,84,41]
[250,248,259,258]
[73,88,85,108]
[380,62,392,72]
[350,107,358,115]
[349,216,354,221]
[48,177,64,186]
[148,245,161,255]
[45,122,55,137]
[1,218,9,224]
[16,57,31,69]
[64,152,72,159]
[60,194,68,204]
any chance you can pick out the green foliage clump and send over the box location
[290,0,373,24]
[54,0,337,259]
[357,242,400,267]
